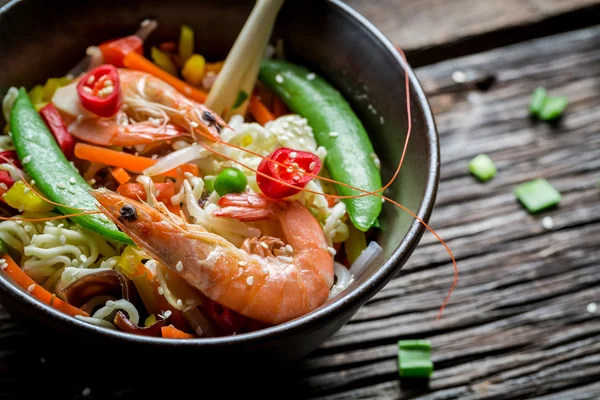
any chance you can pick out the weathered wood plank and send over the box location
[345,0,600,66]
[293,25,600,398]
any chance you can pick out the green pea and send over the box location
[214,168,247,196]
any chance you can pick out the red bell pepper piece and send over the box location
[0,170,15,189]
[99,35,143,67]
[77,64,121,118]
[39,104,76,158]
[256,147,322,199]
[0,150,21,169]
[203,299,248,336]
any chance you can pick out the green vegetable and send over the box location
[151,46,178,77]
[259,59,382,231]
[529,87,547,116]
[397,340,433,378]
[204,175,215,193]
[514,178,561,213]
[346,224,367,264]
[232,90,249,109]
[539,96,568,121]
[468,154,497,182]
[179,25,195,65]
[214,168,247,196]
[10,88,132,244]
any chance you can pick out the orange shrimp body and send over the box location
[92,189,334,325]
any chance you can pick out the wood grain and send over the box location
[344,0,600,66]
[1,11,600,400]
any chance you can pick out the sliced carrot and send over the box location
[248,95,275,126]
[123,52,207,103]
[1,255,89,317]
[110,167,131,185]
[161,325,195,339]
[272,95,288,118]
[75,143,198,178]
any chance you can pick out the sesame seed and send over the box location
[379,116,385,124]
[184,87,192,95]
[87,75,95,85]
[275,74,284,83]
[285,244,293,253]
[246,276,254,285]
[59,235,66,244]
[177,299,183,308]
[30,180,35,185]
[82,387,91,397]
[0,259,5,263]
[306,73,316,80]
[151,154,158,160]
[163,310,172,318]
[184,172,194,179]
[190,121,199,128]
[157,287,164,295]
[82,86,93,93]
[260,242,269,249]
[176,261,183,272]
[71,259,79,267]
[23,187,30,194]
[329,131,339,138]
[291,162,299,169]
[238,261,247,267]
[80,254,87,263]
[287,167,293,173]
[587,303,597,314]
[69,177,76,184]
[293,176,300,182]
[22,155,32,164]
[0,183,6,190]
[309,161,316,170]
[542,216,554,230]
[195,327,203,336]
[58,224,64,228]
[327,247,337,256]
[18,206,24,212]
[186,298,195,305]
[1,264,7,270]
[88,179,96,185]
[27,284,35,293]
[289,152,297,159]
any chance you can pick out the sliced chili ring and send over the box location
[77,64,121,118]
[256,147,321,199]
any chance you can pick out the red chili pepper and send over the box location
[0,150,21,169]
[77,64,121,118]
[203,299,247,336]
[99,35,143,67]
[39,104,76,159]
[0,170,15,189]
[256,148,322,199]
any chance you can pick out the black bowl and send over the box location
[0,0,439,366]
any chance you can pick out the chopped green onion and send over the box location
[468,154,497,182]
[539,96,568,121]
[232,90,249,109]
[398,340,433,378]
[514,178,561,213]
[529,87,547,117]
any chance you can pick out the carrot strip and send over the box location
[123,52,207,103]
[111,167,131,185]
[75,143,198,178]
[161,325,195,339]
[248,95,275,126]
[1,255,89,317]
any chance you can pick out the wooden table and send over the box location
[2,1,600,399]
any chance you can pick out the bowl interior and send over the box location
[0,0,438,347]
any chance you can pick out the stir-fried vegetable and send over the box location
[181,54,206,86]
[3,181,54,212]
[248,95,275,125]
[161,325,195,339]
[99,35,143,67]
[214,168,248,196]
[259,59,382,231]
[151,46,178,76]
[529,87,568,121]
[179,25,195,65]
[10,88,132,244]
[74,143,199,178]
[39,104,76,158]
[110,167,131,185]
[0,252,89,318]
[256,147,321,199]
[77,64,121,117]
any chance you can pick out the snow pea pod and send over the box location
[259,60,382,231]
[9,88,132,244]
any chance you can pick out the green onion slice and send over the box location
[514,178,561,213]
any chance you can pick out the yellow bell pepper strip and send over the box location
[259,59,383,231]
[182,54,206,87]
[151,46,178,77]
[0,252,89,318]
[179,25,195,65]
[9,88,133,244]
[3,181,54,212]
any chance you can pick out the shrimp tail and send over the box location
[213,193,281,221]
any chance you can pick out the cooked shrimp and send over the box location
[92,189,334,325]
[52,69,229,147]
